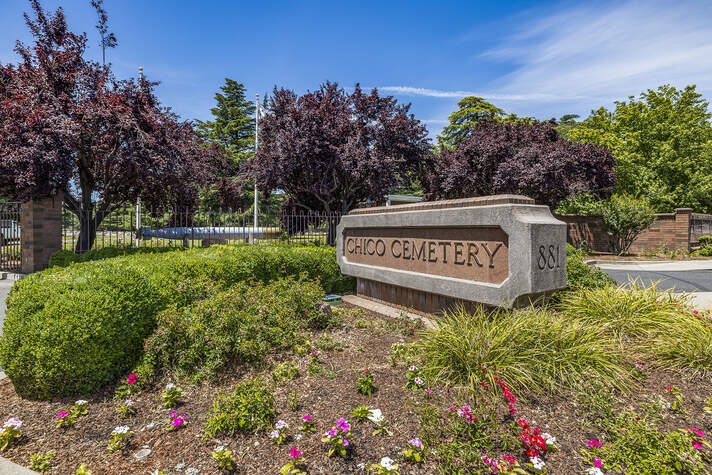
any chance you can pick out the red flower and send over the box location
[526,448,538,458]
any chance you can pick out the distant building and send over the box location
[385,194,423,206]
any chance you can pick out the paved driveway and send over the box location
[602,269,712,292]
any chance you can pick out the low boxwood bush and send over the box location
[138,277,323,383]
[0,263,162,399]
[49,246,180,268]
[203,377,276,439]
[0,244,352,399]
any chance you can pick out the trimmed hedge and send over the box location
[0,244,352,399]
[138,277,326,383]
[49,246,180,268]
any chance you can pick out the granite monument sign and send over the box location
[336,195,567,312]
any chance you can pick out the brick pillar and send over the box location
[674,208,693,251]
[21,192,63,274]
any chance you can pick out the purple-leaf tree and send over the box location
[425,119,616,208]
[0,0,220,252]
[249,82,431,239]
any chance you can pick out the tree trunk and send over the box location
[75,210,97,253]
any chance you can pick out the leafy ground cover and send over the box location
[2,295,712,474]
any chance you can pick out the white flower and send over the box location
[542,432,557,445]
[3,417,22,430]
[530,456,545,470]
[367,408,384,424]
[585,468,604,475]
[165,383,176,390]
[275,420,289,429]
[215,445,225,452]
[380,457,397,470]
[269,430,280,439]
[112,425,130,434]
[125,399,134,406]
[75,399,88,406]
[408,365,417,372]
[414,377,424,385]
[356,462,366,471]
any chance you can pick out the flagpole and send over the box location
[253,94,259,241]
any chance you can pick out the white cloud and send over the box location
[485,0,712,104]
[377,86,562,102]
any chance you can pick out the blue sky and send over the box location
[2,0,712,138]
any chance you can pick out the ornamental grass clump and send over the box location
[560,284,712,372]
[558,282,689,343]
[417,304,630,396]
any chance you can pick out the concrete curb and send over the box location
[0,273,26,281]
[342,295,436,329]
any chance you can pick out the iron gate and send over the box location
[0,202,21,273]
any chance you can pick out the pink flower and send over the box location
[303,415,312,422]
[171,416,184,427]
[503,455,516,464]
[56,411,69,419]
[424,388,432,395]
[666,386,672,391]
[586,439,602,447]
[593,459,603,468]
[342,438,349,446]
[328,428,338,437]
[289,447,301,458]
[694,441,703,449]
[689,427,705,438]
[126,373,138,385]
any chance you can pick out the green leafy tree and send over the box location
[569,85,712,213]
[197,78,256,167]
[437,96,537,148]
[437,96,505,148]
[600,194,656,255]
[556,114,580,138]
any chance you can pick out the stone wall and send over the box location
[557,208,697,254]
[21,193,63,273]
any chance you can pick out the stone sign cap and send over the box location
[336,195,566,310]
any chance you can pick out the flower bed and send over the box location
[2,300,712,473]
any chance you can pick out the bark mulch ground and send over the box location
[2,304,712,474]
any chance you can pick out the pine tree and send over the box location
[197,78,256,167]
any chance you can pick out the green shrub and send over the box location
[554,193,603,214]
[697,235,712,247]
[139,278,322,383]
[693,245,712,256]
[416,305,630,396]
[565,243,616,291]
[272,361,300,384]
[1,244,351,399]
[203,378,276,438]
[599,194,656,255]
[0,263,163,399]
[49,246,180,268]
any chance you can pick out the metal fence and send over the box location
[62,202,342,253]
[0,202,22,273]
[691,213,712,244]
